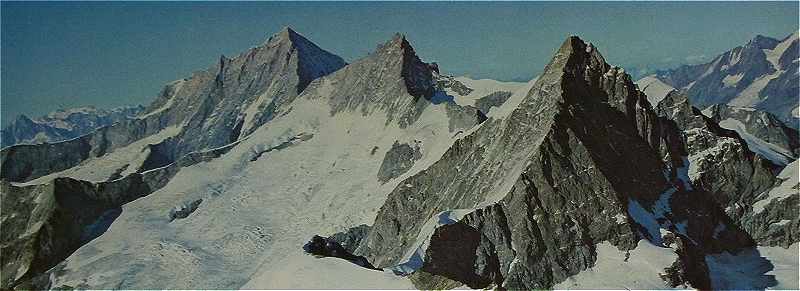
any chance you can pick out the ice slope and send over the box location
[45,86,472,288]
[553,241,680,289]
[481,77,537,119]
[444,77,526,107]
[705,243,799,290]
[243,254,414,289]
[637,75,676,105]
[759,243,800,290]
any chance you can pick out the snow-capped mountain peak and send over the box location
[646,31,799,126]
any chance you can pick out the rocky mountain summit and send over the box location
[1,29,797,290]
[356,36,775,290]
[1,106,144,148]
[647,32,799,126]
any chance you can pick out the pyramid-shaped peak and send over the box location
[747,34,780,49]
[265,26,304,45]
[281,26,297,35]
[372,33,435,97]
[538,36,610,84]
[376,32,415,55]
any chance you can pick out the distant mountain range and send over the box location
[1,28,797,290]
[642,32,799,127]
[1,106,144,148]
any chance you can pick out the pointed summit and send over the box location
[546,36,609,74]
[747,34,780,49]
[279,25,297,37]
[264,26,298,45]
[371,33,434,98]
[525,35,638,112]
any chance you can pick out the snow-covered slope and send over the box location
[439,76,526,109]
[637,75,676,105]
[705,243,799,290]
[553,241,680,289]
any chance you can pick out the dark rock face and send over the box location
[0,176,152,289]
[1,106,144,148]
[303,235,380,271]
[377,141,422,183]
[737,160,800,248]
[653,32,799,126]
[328,224,371,254]
[445,103,487,133]
[474,91,513,114]
[168,199,203,222]
[418,222,488,289]
[435,75,473,96]
[356,36,757,289]
[662,236,712,289]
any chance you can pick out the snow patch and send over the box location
[764,34,795,70]
[722,73,744,88]
[636,75,676,105]
[139,80,184,119]
[445,76,526,108]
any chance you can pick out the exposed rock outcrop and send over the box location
[306,34,437,128]
[328,224,371,254]
[377,141,423,183]
[303,235,380,271]
[474,91,513,114]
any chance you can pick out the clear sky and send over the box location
[2,1,798,126]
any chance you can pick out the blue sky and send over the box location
[2,1,798,126]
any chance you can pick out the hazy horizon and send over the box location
[2,1,798,126]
